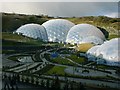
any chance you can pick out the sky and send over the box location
[0,0,119,18]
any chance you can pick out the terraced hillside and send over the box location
[2,13,120,36]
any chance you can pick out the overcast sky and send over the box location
[0,1,119,18]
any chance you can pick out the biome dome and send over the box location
[16,23,48,41]
[87,45,101,61]
[86,38,120,67]
[81,36,104,45]
[66,24,105,44]
[42,19,75,42]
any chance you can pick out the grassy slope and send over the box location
[76,43,94,52]
[108,34,120,40]
[45,66,66,76]
[51,56,76,66]
[2,13,120,36]
[2,32,44,46]
[66,55,86,64]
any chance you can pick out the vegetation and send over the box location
[65,16,119,35]
[1,12,120,90]
[76,43,94,52]
[45,66,66,76]
[7,55,32,61]
[108,34,120,40]
[2,13,119,36]
[2,13,48,32]
[33,51,42,62]
[96,64,119,70]
[66,55,86,64]
[33,64,54,75]
[51,56,76,66]
[2,32,44,46]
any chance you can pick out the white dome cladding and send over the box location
[81,36,104,45]
[66,24,105,44]
[87,45,101,61]
[87,38,120,66]
[42,19,75,42]
[16,24,48,41]
[96,38,119,62]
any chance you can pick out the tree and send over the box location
[35,78,39,85]
[46,79,50,89]
[54,76,60,89]
[69,82,73,90]
[51,80,56,89]
[40,79,45,87]
[31,77,34,84]
[25,77,29,83]
[79,83,86,90]
[63,79,69,90]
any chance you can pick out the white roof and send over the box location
[87,45,100,56]
[16,23,48,41]
[66,24,105,44]
[81,36,104,45]
[42,19,75,42]
[96,38,120,62]
[86,38,120,66]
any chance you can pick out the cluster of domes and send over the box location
[14,19,119,67]
[86,38,120,67]
[15,19,105,45]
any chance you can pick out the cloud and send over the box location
[1,2,118,18]
[105,12,118,18]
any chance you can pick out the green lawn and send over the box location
[51,56,76,66]
[2,32,44,46]
[44,65,118,81]
[66,55,86,64]
[33,64,54,74]
[45,66,66,76]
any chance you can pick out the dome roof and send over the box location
[66,24,105,44]
[86,45,101,61]
[87,45,100,56]
[96,38,119,62]
[86,38,120,66]
[16,23,48,41]
[42,19,75,42]
[81,36,104,45]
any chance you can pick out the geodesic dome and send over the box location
[16,23,48,41]
[96,38,120,66]
[86,38,120,67]
[86,45,101,61]
[42,19,75,42]
[81,36,104,45]
[66,24,105,44]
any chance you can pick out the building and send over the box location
[66,24,105,45]
[15,23,48,42]
[15,20,106,44]
[86,38,120,67]
[42,19,75,43]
